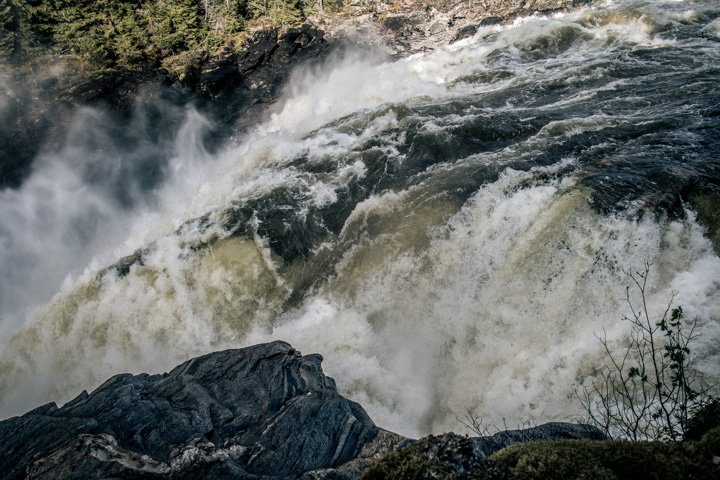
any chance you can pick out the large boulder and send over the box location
[0,341,394,479]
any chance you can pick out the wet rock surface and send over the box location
[0,341,393,480]
[196,24,332,133]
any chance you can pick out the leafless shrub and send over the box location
[578,261,713,441]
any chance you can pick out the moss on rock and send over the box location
[361,435,464,480]
[490,427,720,480]
[361,427,720,480]
[686,398,720,441]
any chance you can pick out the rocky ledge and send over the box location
[0,341,603,479]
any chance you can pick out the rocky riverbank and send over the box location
[312,0,589,57]
[3,341,717,479]
[0,0,591,187]
[0,341,606,479]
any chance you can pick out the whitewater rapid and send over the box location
[1,0,719,438]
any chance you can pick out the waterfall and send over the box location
[1,0,719,439]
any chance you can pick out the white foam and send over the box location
[705,18,720,39]
[239,167,720,437]
[0,0,718,437]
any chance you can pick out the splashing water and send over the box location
[1,0,719,438]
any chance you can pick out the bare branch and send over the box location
[577,263,713,441]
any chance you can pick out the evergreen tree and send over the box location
[1,0,313,70]
[0,0,18,61]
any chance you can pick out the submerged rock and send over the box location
[0,341,399,479]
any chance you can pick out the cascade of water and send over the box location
[0,0,718,438]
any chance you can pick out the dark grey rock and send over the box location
[1,24,331,189]
[0,341,387,480]
[479,16,503,26]
[197,24,332,133]
[0,340,605,479]
[451,24,479,42]
[382,12,427,38]
[473,421,605,458]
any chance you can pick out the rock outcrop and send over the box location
[341,424,605,478]
[196,24,332,134]
[0,340,606,479]
[474,421,605,456]
[0,341,403,480]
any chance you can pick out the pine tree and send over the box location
[0,0,17,61]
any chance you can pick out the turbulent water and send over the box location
[1,0,719,438]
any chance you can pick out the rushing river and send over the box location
[1,0,719,438]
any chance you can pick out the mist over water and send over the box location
[0,97,215,330]
[1,0,719,438]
